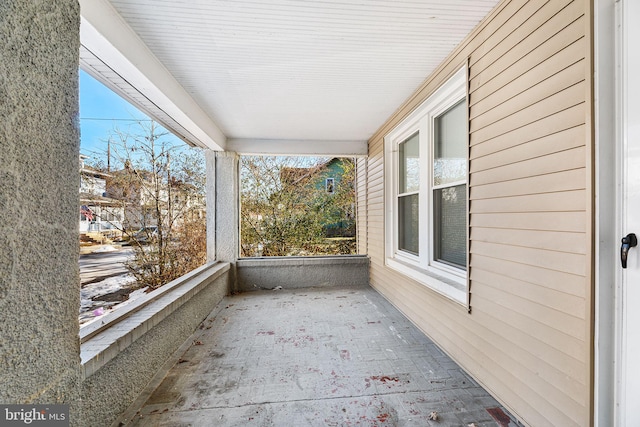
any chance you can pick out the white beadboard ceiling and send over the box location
[79,0,499,153]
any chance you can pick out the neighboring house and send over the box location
[79,155,123,238]
[280,158,355,237]
[106,168,205,231]
[318,158,355,237]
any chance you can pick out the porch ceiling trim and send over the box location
[79,0,227,151]
[227,138,367,157]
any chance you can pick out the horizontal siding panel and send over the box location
[369,165,383,178]
[471,226,586,254]
[470,240,586,276]
[369,147,383,160]
[367,190,384,201]
[469,7,585,94]
[368,196,383,206]
[470,211,585,232]
[368,166,383,181]
[368,177,383,191]
[369,175,383,188]
[472,282,585,338]
[368,173,384,188]
[470,102,585,154]
[372,260,584,362]
[368,171,383,185]
[372,274,586,427]
[369,141,384,158]
[469,0,573,78]
[367,237,384,250]
[368,181,381,193]
[471,189,586,213]
[471,292,586,363]
[471,253,586,297]
[470,309,588,395]
[471,168,585,199]
[470,82,585,145]
[470,125,585,173]
[440,306,588,425]
[472,146,585,186]
[466,0,529,57]
[369,151,383,164]
[470,46,585,117]
[367,219,384,230]
[368,209,383,219]
[471,267,586,319]
[470,60,585,131]
[468,0,548,69]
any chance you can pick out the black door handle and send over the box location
[621,233,637,269]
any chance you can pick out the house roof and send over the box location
[79,0,499,155]
[81,166,111,179]
[79,192,122,206]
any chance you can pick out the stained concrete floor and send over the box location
[121,285,520,427]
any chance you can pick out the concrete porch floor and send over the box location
[120,285,521,426]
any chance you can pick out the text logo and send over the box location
[1,405,69,427]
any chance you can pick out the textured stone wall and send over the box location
[237,256,370,292]
[205,150,217,263]
[0,0,82,419]
[81,272,228,426]
[214,151,238,291]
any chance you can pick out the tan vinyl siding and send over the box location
[363,0,592,426]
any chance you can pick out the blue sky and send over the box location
[79,70,182,159]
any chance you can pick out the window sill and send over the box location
[79,261,230,379]
[385,257,467,305]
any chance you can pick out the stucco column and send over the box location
[0,0,83,421]
[206,151,239,290]
[205,150,217,263]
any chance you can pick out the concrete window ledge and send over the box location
[236,255,370,292]
[80,262,230,379]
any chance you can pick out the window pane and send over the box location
[434,100,466,186]
[398,194,419,255]
[434,184,466,268]
[399,132,419,193]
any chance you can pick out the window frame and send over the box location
[325,177,335,194]
[384,66,469,304]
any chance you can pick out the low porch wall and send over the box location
[236,255,370,292]
[79,262,230,427]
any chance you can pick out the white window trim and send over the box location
[384,66,468,305]
[326,177,335,194]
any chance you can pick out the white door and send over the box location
[619,0,640,424]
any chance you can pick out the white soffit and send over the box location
[82,0,499,153]
[79,0,227,150]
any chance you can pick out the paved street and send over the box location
[121,286,520,427]
[79,246,133,285]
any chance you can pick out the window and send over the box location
[398,133,420,255]
[325,177,335,194]
[384,66,468,303]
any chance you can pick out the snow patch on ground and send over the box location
[90,245,118,253]
[80,274,148,324]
